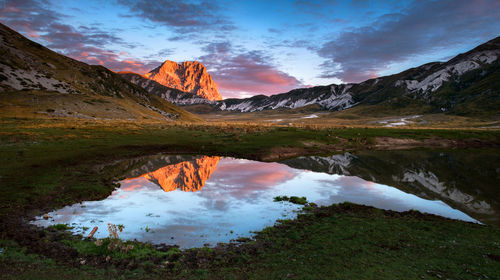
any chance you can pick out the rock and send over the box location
[145,60,222,101]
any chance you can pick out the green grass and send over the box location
[0,239,146,280]
[229,204,500,280]
[62,238,181,260]
[1,204,499,279]
[51,224,74,230]
[0,118,499,279]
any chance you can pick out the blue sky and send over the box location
[1,0,499,98]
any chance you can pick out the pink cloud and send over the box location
[337,176,376,190]
[252,70,298,85]
[58,44,159,74]
[215,78,300,99]
[27,30,39,38]
[199,42,304,98]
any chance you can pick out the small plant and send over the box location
[289,196,308,205]
[107,239,121,251]
[107,223,119,239]
[52,224,74,230]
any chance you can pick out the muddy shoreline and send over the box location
[1,201,486,273]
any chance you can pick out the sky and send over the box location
[0,0,499,99]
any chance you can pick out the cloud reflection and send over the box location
[200,160,298,208]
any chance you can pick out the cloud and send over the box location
[117,0,235,36]
[268,28,283,34]
[267,38,318,51]
[198,41,304,98]
[157,48,174,57]
[318,0,500,82]
[142,47,175,62]
[0,0,157,73]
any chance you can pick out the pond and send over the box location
[32,150,499,248]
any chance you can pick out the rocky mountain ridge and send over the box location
[120,72,213,106]
[218,83,355,112]
[144,60,222,101]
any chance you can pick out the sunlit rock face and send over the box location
[145,60,222,101]
[129,156,220,192]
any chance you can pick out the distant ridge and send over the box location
[213,36,500,115]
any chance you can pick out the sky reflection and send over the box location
[33,156,477,248]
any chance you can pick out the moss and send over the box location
[274,195,308,205]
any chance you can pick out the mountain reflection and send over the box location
[124,156,220,192]
[281,149,500,226]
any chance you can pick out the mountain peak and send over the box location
[145,60,222,101]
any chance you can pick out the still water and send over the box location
[33,150,497,249]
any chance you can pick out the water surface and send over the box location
[32,151,492,248]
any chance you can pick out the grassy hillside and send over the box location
[0,23,199,122]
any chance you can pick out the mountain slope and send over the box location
[217,36,499,115]
[128,37,498,117]
[219,84,354,112]
[144,60,222,101]
[120,72,213,105]
[0,23,199,121]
